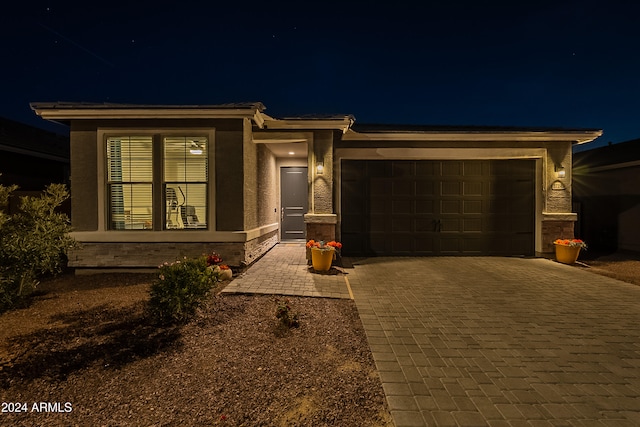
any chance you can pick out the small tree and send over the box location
[0,180,77,312]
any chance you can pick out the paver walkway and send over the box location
[221,242,352,299]
[348,256,640,426]
[222,245,640,426]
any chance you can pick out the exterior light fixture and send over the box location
[316,161,324,175]
[288,151,295,155]
[555,165,566,178]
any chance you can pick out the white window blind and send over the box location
[107,136,153,230]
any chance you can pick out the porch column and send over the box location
[541,144,575,254]
[304,130,337,242]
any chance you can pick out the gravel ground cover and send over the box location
[0,273,392,426]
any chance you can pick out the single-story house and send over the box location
[30,102,602,271]
[573,138,640,253]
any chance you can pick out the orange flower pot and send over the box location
[555,244,581,264]
[311,247,334,271]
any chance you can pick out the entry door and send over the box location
[281,167,308,240]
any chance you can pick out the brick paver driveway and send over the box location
[348,256,640,426]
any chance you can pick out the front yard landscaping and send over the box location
[0,273,392,426]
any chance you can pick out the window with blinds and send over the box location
[164,137,208,229]
[106,136,153,230]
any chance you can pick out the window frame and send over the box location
[99,128,214,233]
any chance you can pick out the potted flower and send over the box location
[206,252,233,280]
[306,240,342,272]
[553,239,587,265]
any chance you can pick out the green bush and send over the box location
[0,181,77,312]
[149,256,219,324]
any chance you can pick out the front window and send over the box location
[107,136,153,230]
[106,134,208,230]
[164,137,208,229]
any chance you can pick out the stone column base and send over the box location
[304,214,337,242]
[541,213,577,254]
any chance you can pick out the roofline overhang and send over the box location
[342,129,603,144]
[263,117,355,134]
[29,103,269,128]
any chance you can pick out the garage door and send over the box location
[340,160,535,256]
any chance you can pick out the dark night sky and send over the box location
[2,0,639,151]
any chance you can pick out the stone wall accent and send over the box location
[244,230,279,267]
[68,229,278,271]
[306,223,336,243]
[541,220,575,254]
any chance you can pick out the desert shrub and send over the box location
[0,181,76,312]
[149,256,219,324]
[275,298,300,329]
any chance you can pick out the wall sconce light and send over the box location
[555,165,566,178]
[316,161,324,175]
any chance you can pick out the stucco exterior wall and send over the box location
[216,127,245,231]
[257,144,278,227]
[69,122,99,231]
[243,118,260,230]
[310,130,334,214]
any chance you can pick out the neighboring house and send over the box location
[573,139,640,253]
[0,117,70,214]
[30,102,602,271]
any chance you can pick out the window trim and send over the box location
[98,128,215,233]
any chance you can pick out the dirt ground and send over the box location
[573,250,640,286]
[0,251,638,426]
[0,274,393,426]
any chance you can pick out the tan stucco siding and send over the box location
[69,122,99,231]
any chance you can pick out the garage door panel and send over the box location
[415,218,435,232]
[512,214,534,232]
[414,235,436,253]
[442,161,463,176]
[462,237,483,253]
[392,218,412,233]
[416,199,436,214]
[463,200,483,214]
[416,162,438,176]
[463,161,486,176]
[393,180,414,195]
[441,200,461,214]
[341,214,365,232]
[463,218,483,232]
[440,237,461,253]
[370,215,388,233]
[369,235,387,253]
[463,181,483,195]
[392,200,413,215]
[416,180,436,195]
[441,219,461,232]
[371,179,392,195]
[370,197,388,214]
[392,161,413,177]
[441,181,461,196]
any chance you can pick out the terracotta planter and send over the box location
[311,247,334,271]
[555,244,581,264]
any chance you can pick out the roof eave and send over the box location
[342,129,603,144]
[29,103,268,127]
[263,117,355,134]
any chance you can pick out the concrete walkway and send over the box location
[222,244,640,426]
